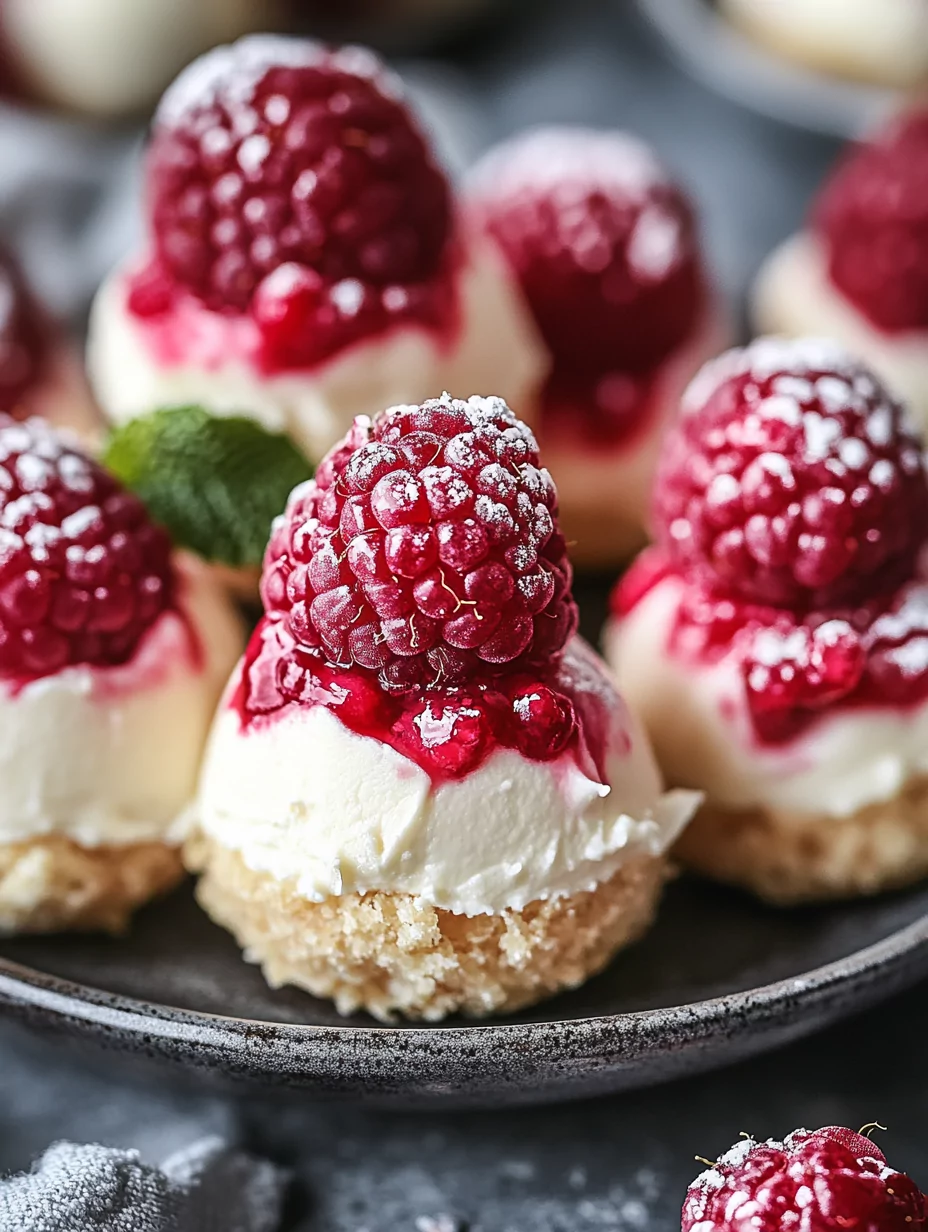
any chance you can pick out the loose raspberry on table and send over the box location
[682,1126,927,1232]
[814,107,928,333]
[261,394,577,692]
[144,35,452,315]
[467,127,705,438]
[0,416,174,679]
[654,337,928,610]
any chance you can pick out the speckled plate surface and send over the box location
[635,0,900,137]
[0,874,927,1107]
[1,578,928,1106]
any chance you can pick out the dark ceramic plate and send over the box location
[0,876,927,1107]
[0,577,927,1107]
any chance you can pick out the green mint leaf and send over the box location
[103,406,312,569]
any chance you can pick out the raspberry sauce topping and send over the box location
[814,108,928,334]
[236,617,617,785]
[262,394,577,693]
[468,128,706,449]
[130,36,458,373]
[682,1127,927,1232]
[0,247,53,417]
[655,338,928,610]
[0,416,174,681]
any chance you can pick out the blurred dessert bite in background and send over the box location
[754,107,928,432]
[0,0,275,119]
[466,126,726,569]
[87,35,544,468]
[719,0,928,88]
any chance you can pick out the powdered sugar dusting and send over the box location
[157,35,403,128]
[469,126,670,205]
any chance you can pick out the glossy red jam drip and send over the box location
[620,550,928,745]
[814,108,928,334]
[469,129,706,450]
[234,617,617,787]
[0,248,54,417]
[126,244,462,377]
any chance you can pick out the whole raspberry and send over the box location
[467,127,705,431]
[261,394,576,692]
[682,1127,927,1232]
[815,108,928,333]
[654,337,928,609]
[0,246,52,417]
[145,35,451,314]
[0,416,173,678]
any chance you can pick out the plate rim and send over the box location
[1,903,926,1093]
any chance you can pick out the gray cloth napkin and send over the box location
[0,1136,287,1232]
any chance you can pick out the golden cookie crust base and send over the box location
[187,833,667,1022]
[0,835,184,935]
[675,778,928,905]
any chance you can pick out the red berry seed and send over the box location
[468,127,705,442]
[682,1126,927,1232]
[0,416,173,678]
[815,107,928,333]
[655,337,928,609]
[145,36,451,315]
[261,394,577,692]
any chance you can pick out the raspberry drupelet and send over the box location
[467,126,725,566]
[0,416,243,937]
[609,337,928,904]
[754,108,928,433]
[88,35,545,468]
[189,393,699,1021]
[682,1127,927,1232]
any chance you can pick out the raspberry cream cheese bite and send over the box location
[189,394,698,1021]
[720,0,928,88]
[0,246,99,442]
[0,417,242,934]
[466,127,725,567]
[755,110,928,431]
[0,0,271,118]
[88,36,544,467]
[607,338,928,905]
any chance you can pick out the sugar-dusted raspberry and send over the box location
[814,108,928,333]
[0,416,173,679]
[682,1126,927,1232]
[0,246,52,417]
[143,35,451,315]
[467,127,705,441]
[655,337,928,609]
[261,394,576,691]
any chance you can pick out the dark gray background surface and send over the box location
[2,0,924,1225]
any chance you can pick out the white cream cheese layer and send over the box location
[196,641,697,916]
[754,234,928,433]
[0,558,242,849]
[609,575,928,820]
[87,235,547,463]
